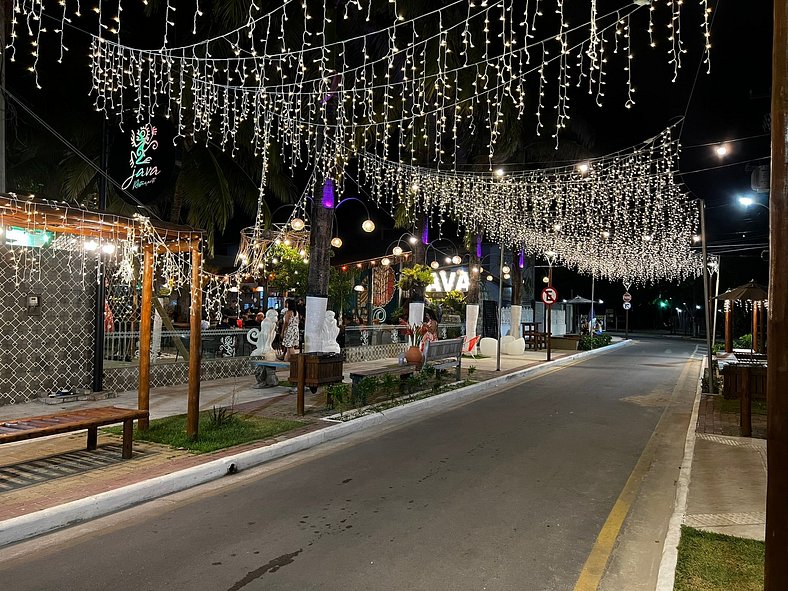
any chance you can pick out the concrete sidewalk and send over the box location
[684,396,766,541]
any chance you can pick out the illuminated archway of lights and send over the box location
[10,0,711,289]
[13,0,711,169]
[355,126,703,285]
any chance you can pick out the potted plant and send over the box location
[397,264,434,302]
[404,322,427,365]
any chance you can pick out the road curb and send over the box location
[0,340,633,548]
[655,350,705,590]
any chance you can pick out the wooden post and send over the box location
[766,0,788,587]
[752,305,759,354]
[186,244,202,440]
[296,353,306,416]
[725,306,733,353]
[740,367,752,438]
[137,244,153,432]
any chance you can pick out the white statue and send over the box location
[248,309,279,360]
[321,310,341,353]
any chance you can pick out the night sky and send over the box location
[3,1,775,325]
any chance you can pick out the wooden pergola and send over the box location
[0,193,206,438]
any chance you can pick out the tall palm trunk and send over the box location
[307,178,334,298]
[510,247,522,306]
[466,234,481,305]
[410,213,428,266]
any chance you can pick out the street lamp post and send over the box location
[699,198,716,394]
[545,251,558,362]
[496,244,504,372]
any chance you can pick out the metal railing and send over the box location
[103,323,466,364]
[104,327,255,363]
[341,323,464,348]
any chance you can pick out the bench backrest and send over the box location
[423,337,464,363]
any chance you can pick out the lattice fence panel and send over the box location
[0,245,95,405]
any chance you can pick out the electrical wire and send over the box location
[3,89,163,220]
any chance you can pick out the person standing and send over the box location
[421,309,439,350]
[280,299,300,361]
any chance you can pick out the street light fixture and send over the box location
[738,195,769,210]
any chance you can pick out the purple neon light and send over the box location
[476,235,482,258]
[519,250,525,269]
[422,224,429,245]
[322,180,335,209]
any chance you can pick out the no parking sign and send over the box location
[541,287,558,305]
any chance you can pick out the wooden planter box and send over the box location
[289,353,345,388]
[721,363,767,401]
[551,335,581,350]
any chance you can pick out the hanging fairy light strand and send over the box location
[13,0,711,171]
[352,125,702,284]
[10,0,713,285]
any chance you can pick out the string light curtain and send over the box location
[9,0,712,285]
[12,1,712,165]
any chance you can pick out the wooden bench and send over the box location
[0,407,149,459]
[423,337,464,381]
[250,359,290,388]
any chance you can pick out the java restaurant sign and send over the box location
[122,123,161,191]
[425,268,470,294]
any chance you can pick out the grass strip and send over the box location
[719,398,767,416]
[674,526,764,591]
[106,411,305,454]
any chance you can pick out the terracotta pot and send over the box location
[404,346,423,366]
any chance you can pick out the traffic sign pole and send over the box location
[622,294,632,339]
[625,308,629,340]
[547,267,552,361]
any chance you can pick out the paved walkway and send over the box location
[684,392,767,541]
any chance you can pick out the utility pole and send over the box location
[496,244,503,372]
[699,198,716,394]
[0,0,8,193]
[92,121,109,392]
[765,1,787,588]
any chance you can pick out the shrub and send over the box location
[353,376,381,406]
[578,333,612,350]
[734,333,753,349]
[326,383,351,413]
[209,404,237,428]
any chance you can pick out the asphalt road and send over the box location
[0,339,698,591]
